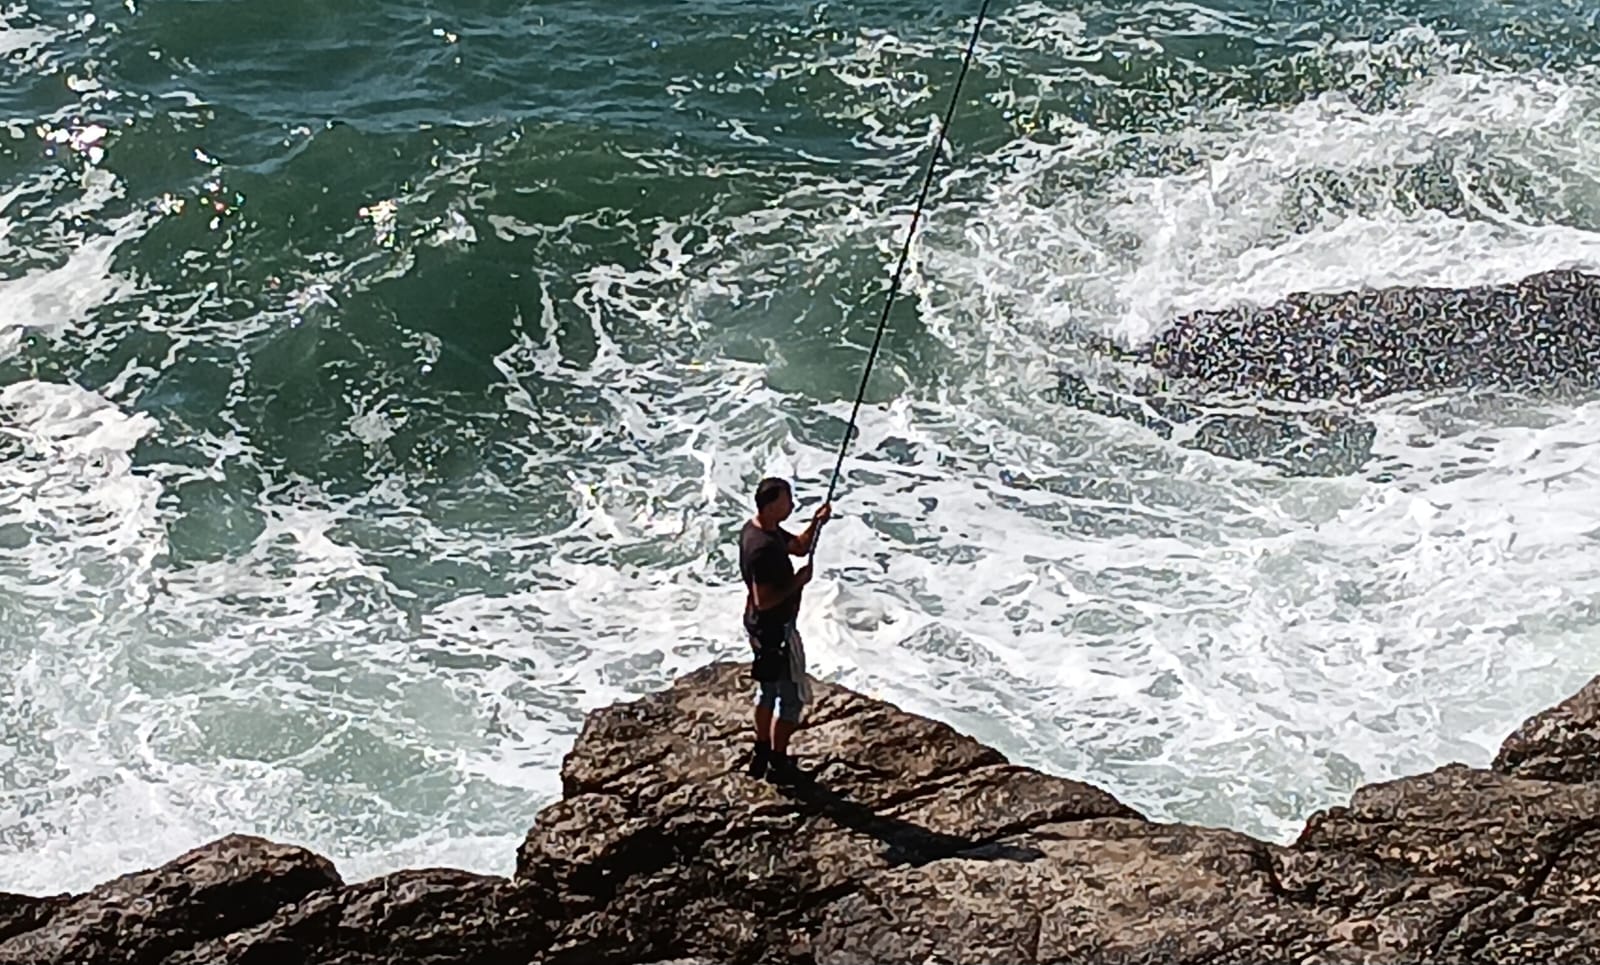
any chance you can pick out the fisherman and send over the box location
[739,476,830,782]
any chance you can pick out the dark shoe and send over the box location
[746,741,771,779]
[766,751,802,785]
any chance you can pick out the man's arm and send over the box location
[750,545,811,611]
[786,503,832,556]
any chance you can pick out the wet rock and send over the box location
[1145,269,1600,404]
[1054,269,1600,476]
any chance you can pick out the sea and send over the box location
[3,0,1600,894]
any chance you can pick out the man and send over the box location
[739,476,831,782]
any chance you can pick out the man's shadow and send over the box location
[773,767,1046,868]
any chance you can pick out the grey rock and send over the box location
[11,659,1600,965]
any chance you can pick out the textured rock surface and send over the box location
[1145,268,1600,403]
[1494,675,1600,784]
[1053,269,1600,476]
[0,835,340,965]
[0,891,65,945]
[517,662,1138,964]
[813,820,1492,965]
[513,662,1600,964]
[5,661,1600,965]
[165,869,551,965]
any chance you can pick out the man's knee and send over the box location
[776,680,805,723]
[755,677,805,724]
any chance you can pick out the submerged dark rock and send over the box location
[1145,269,1600,404]
[4,664,1600,964]
[1055,268,1600,475]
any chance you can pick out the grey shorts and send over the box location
[755,676,805,723]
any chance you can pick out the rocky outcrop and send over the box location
[5,663,1600,964]
[164,869,550,965]
[1294,765,1600,962]
[1493,676,1600,784]
[0,835,340,965]
[516,663,1138,964]
[0,891,66,946]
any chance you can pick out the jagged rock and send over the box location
[814,819,1504,965]
[515,661,1600,964]
[1293,764,1600,962]
[0,834,340,965]
[0,892,66,945]
[1494,675,1600,784]
[165,869,551,965]
[10,660,1600,965]
[516,662,1139,964]
[1296,764,1600,895]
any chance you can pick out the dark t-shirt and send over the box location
[739,519,798,641]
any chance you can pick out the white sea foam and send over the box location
[0,9,53,65]
[7,2,1600,897]
[0,380,168,893]
[491,23,1600,845]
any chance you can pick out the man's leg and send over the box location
[749,680,776,778]
[772,699,798,753]
[767,678,805,782]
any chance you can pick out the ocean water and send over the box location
[3,0,1600,893]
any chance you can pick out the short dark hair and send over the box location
[754,477,791,509]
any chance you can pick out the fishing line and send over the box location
[811,0,992,559]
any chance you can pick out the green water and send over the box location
[2,0,1600,891]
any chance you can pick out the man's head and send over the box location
[753,476,793,523]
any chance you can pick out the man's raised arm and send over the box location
[786,503,832,556]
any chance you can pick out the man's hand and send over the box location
[787,503,835,557]
[797,562,814,586]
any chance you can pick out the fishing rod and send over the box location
[810,0,993,562]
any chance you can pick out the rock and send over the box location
[1053,269,1600,476]
[0,892,66,945]
[166,869,551,965]
[516,662,1139,964]
[1296,764,1600,894]
[0,834,340,965]
[1494,675,1600,783]
[1143,268,1600,404]
[814,819,1501,965]
[515,661,1600,964]
[1293,763,1600,962]
[11,660,1600,965]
